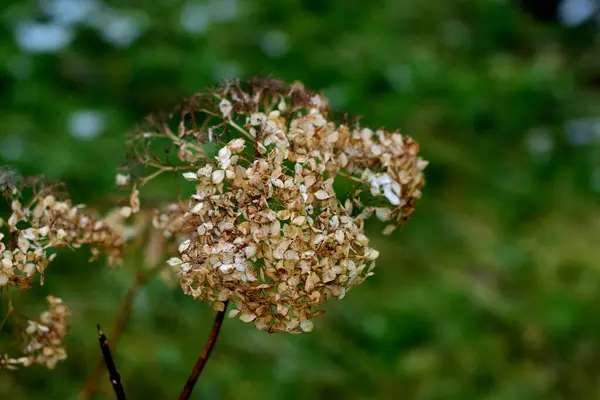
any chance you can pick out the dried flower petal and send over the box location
[300,320,314,332]
[182,172,198,181]
[167,257,183,266]
[212,170,225,184]
[239,312,257,323]
[314,190,329,200]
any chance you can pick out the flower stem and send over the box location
[97,325,127,400]
[80,274,141,399]
[178,301,228,400]
[81,263,163,399]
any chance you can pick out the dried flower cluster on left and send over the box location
[0,171,124,369]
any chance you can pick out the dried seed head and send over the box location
[0,184,125,290]
[0,296,70,370]
[127,78,427,333]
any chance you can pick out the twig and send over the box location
[97,325,127,400]
[0,288,13,331]
[80,265,161,399]
[178,301,229,400]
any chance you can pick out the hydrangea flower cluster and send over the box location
[0,175,124,369]
[0,296,70,370]
[126,78,427,333]
[0,187,124,289]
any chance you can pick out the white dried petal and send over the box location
[375,207,392,221]
[335,230,344,244]
[217,146,232,169]
[300,319,314,332]
[382,225,396,235]
[197,165,213,177]
[24,263,36,277]
[7,213,18,228]
[330,215,340,229]
[228,138,245,152]
[270,220,280,236]
[277,210,290,220]
[250,112,266,126]
[119,206,132,218]
[116,173,130,186]
[234,263,247,272]
[25,322,37,335]
[217,290,231,302]
[22,230,36,241]
[304,175,316,188]
[314,190,329,200]
[417,158,429,170]
[383,188,400,205]
[178,239,191,253]
[277,98,287,111]
[366,249,380,260]
[239,312,257,323]
[219,99,233,118]
[43,195,56,207]
[212,170,225,184]
[313,234,325,245]
[191,202,204,214]
[180,263,192,273]
[245,246,257,258]
[322,268,336,283]
[305,272,320,292]
[219,264,234,274]
[182,172,198,181]
[167,257,183,266]
[292,216,306,225]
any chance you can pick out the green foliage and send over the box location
[1,0,600,398]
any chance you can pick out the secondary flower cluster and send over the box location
[0,177,125,369]
[0,188,124,290]
[126,78,427,333]
[0,296,70,370]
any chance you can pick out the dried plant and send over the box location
[121,78,427,335]
[0,296,70,370]
[0,171,124,370]
[0,78,428,400]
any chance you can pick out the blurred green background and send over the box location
[1,0,600,399]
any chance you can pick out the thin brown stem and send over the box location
[80,265,161,400]
[178,301,228,400]
[0,288,13,332]
[97,325,127,400]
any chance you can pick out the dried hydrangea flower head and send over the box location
[0,173,124,370]
[0,296,70,370]
[0,176,124,290]
[125,78,427,333]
